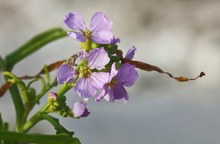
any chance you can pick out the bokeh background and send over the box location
[0,0,220,144]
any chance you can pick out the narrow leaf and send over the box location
[5,28,66,71]
[0,131,80,144]
[116,49,205,82]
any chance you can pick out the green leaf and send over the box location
[0,56,5,72]
[0,114,3,130]
[5,28,67,71]
[0,131,81,144]
[40,113,74,136]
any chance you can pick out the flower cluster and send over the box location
[57,12,138,118]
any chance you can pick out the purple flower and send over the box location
[96,63,138,102]
[64,12,113,44]
[73,100,90,118]
[75,48,110,98]
[125,46,136,59]
[57,48,110,98]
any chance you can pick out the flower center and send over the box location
[79,66,92,78]
[108,77,117,87]
[83,29,92,39]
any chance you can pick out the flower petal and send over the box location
[73,101,90,118]
[74,78,97,98]
[90,12,113,32]
[91,30,113,44]
[111,37,121,45]
[57,64,77,84]
[95,85,108,102]
[116,63,138,87]
[104,88,115,102]
[88,48,110,70]
[125,46,136,59]
[112,84,129,101]
[64,12,85,31]
[90,72,109,89]
[67,32,86,42]
[77,50,89,61]
[109,63,118,81]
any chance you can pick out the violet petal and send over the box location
[57,64,77,84]
[125,46,136,59]
[109,63,118,81]
[67,32,86,42]
[74,78,97,98]
[95,85,108,102]
[104,88,115,102]
[91,30,113,44]
[64,12,85,31]
[88,48,110,70]
[111,37,121,45]
[116,63,138,87]
[73,101,90,118]
[112,84,128,101]
[90,12,113,32]
[90,72,109,89]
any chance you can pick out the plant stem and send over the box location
[57,83,74,99]
[21,83,74,133]
[21,104,50,133]
[3,77,25,132]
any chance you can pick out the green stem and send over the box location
[21,104,49,133]
[5,28,67,71]
[1,28,67,132]
[0,131,80,144]
[36,78,57,102]
[1,57,25,132]
[21,83,74,133]
[57,83,74,99]
[5,79,25,132]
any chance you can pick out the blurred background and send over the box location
[0,0,220,143]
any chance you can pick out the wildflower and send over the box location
[57,48,110,98]
[74,48,110,98]
[73,99,90,118]
[96,63,138,102]
[64,12,113,45]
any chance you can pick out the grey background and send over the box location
[0,0,220,144]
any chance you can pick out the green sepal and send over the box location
[80,39,100,52]
[102,44,118,55]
